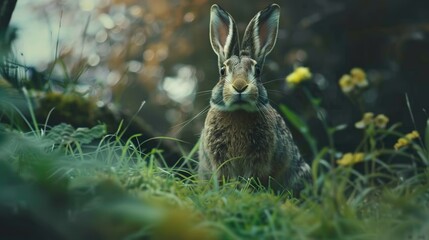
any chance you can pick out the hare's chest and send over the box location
[204,110,276,170]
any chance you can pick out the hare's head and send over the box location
[209,4,280,112]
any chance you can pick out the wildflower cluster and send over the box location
[337,152,364,166]
[339,68,368,94]
[337,112,390,168]
[394,130,420,150]
[355,112,389,129]
[286,67,312,86]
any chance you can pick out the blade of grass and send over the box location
[279,104,317,156]
[22,87,39,136]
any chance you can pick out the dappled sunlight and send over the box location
[2,1,429,238]
[162,65,197,105]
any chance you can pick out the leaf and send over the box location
[279,105,308,133]
[73,125,107,144]
[333,124,347,131]
[328,124,347,134]
[279,104,318,156]
[46,123,106,146]
[425,118,429,159]
[46,123,75,144]
[310,98,322,107]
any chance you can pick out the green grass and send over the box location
[1,115,428,240]
[1,78,429,239]
[1,4,427,238]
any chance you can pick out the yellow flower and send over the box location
[355,112,374,129]
[405,130,420,140]
[351,68,366,80]
[394,138,410,150]
[350,68,368,87]
[337,152,365,166]
[338,67,369,94]
[286,67,312,85]
[355,113,389,129]
[394,130,420,150]
[339,74,354,93]
[374,114,389,129]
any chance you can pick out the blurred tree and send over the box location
[0,0,17,58]
[4,0,429,159]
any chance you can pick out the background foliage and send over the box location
[1,0,429,239]
[3,0,429,155]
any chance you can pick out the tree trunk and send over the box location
[0,0,17,31]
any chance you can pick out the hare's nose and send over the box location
[233,84,248,93]
[232,78,249,93]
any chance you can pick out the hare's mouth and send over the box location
[226,96,258,111]
[234,100,247,105]
[231,94,252,105]
[231,100,251,108]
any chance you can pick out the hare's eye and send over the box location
[255,65,261,77]
[220,66,226,76]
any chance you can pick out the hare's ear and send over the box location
[241,4,280,66]
[210,4,239,67]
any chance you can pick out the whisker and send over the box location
[256,100,270,122]
[195,90,213,96]
[266,89,284,94]
[262,77,285,85]
[267,98,282,109]
[172,104,211,134]
[266,91,285,99]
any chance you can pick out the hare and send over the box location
[198,4,311,193]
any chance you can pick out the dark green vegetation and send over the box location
[2,0,429,239]
[1,91,429,239]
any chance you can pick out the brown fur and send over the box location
[199,106,293,186]
[199,4,311,193]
